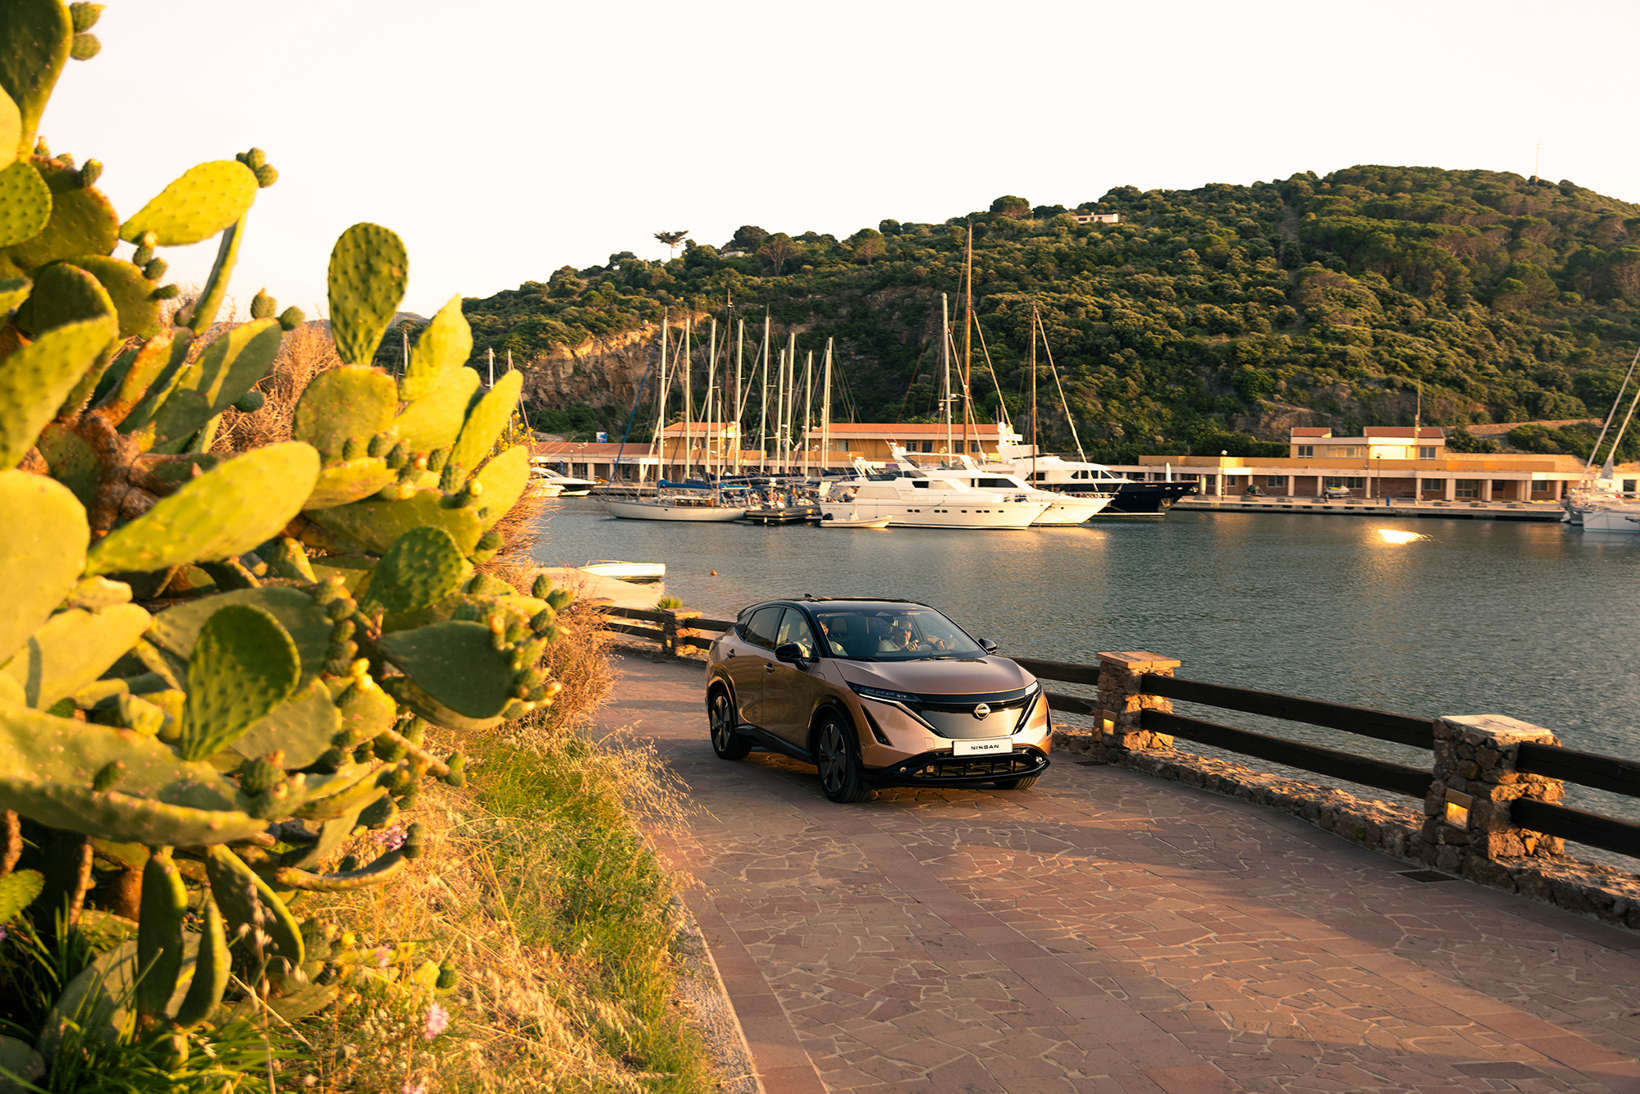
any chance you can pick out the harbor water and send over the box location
[531,501,1640,861]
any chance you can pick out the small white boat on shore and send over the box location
[820,513,892,529]
[582,560,667,582]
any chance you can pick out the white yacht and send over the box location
[1578,500,1640,533]
[887,446,1109,525]
[528,458,595,496]
[980,441,1195,515]
[819,464,1049,529]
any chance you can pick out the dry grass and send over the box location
[214,323,342,454]
[303,725,710,1094]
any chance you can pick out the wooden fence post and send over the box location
[1426,714,1565,878]
[1094,651,1180,757]
[660,609,701,656]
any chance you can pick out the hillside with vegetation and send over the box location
[412,166,1640,463]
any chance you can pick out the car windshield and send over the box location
[810,607,984,661]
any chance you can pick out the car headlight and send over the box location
[849,683,918,704]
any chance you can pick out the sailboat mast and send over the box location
[649,315,668,486]
[821,338,833,480]
[759,313,770,474]
[941,292,952,459]
[1030,303,1039,485]
[960,223,974,459]
[682,319,693,480]
[734,319,745,474]
[785,330,797,474]
[706,319,719,480]
[802,350,814,477]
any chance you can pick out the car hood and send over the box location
[838,656,1035,699]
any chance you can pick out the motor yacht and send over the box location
[980,442,1195,515]
[820,463,1049,529]
[887,447,1109,524]
[528,458,595,496]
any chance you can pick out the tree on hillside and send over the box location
[729,225,769,252]
[654,229,690,258]
[757,232,799,275]
[848,228,886,264]
[990,195,1032,219]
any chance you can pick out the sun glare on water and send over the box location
[1377,529,1425,544]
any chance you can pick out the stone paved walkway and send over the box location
[597,650,1640,1093]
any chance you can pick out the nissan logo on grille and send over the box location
[972,703,991,719]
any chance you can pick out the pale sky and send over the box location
[43,0,1640,320]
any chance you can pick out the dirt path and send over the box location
[598,649,1640,1093]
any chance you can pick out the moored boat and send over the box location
[582,560,667,581]
[819,466,1049,529]
[604,496,748,522]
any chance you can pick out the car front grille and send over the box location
[905,753,1040,779]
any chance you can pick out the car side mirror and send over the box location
[978,638,998,655]
[775,642,808,664]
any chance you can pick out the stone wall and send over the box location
[1051,651,1640,933]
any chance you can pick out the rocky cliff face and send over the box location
[517,322,666,412]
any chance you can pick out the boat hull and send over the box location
[1580,506,1640,533]
[604,499,747,521]
[583,561,666,581]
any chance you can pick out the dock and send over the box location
[602,651,1640,1093]
[1175,495,1568,521]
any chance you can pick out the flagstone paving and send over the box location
[598,650,1640,1093]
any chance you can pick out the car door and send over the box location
[724,605,782,727]
[762,607,826,747]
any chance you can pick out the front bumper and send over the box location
[869,744,1050,788]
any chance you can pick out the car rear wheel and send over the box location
[993,775,1039,790]
[815,714,869,803]
[708,688,750,760]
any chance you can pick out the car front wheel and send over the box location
[708,688,750,760]
[815,713,869,803]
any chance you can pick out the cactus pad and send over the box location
[292,365,398,462]
[450,370,521,474]
[87,442,321,575]
[145,318,283,452]
[0,704,264,844]
[7,160,119,269]
[309,487,483,557]
[68,255,161,338]
[13,259,113,335]
[91,326,173,425]
[178,604,301,761]
[334,675,396,745]
[0,0,71,161]
[377,620,516,720]
[205,845,303,965]
[119,160,258,247]
[327,223,407,365]
[231,678,342,770]
[1,603,151,709]
[136,848,187,1017]
[174,894,228,1028]
[392,365,479,454]
[471,444,530,531]
[369,526,466,613]
[0,86,18,172]
[150,587,334,687]
[0,274,29,314]
[0,160,51,247]
[0,470,88,665]
[0,313,116,469]
[302,456,397,510]
[401,293,471,401]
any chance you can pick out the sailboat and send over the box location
[604,316,748,522]
[1565,347,1640,530]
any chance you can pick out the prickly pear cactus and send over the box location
[0,0,568,1076]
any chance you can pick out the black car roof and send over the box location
[737,597,929,619]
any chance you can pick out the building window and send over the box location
[1324,477,1365,488]
[969,442,980,453]
[1201,476,1216,491]
[1266,476,1285,487]
[921,441,933,453]
[1418,446,1436,460]
[1455,479,1478,498]
[1626,480,1637,494]
[1421,479,1442,492]
[1329,446,1363,458]
[1296,445,1314,458]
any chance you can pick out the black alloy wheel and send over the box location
[708,688,750,760]
[815,713,869,803]
[993,775,1039,790]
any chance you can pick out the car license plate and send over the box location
[952,737,1011,756]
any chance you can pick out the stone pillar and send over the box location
[661,609,701,656]
[1094,652,1180,755]
[1443,477,1456,501]
[1424,714,1565,875]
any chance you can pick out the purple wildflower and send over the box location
[401,1084,426,1094]
[372,946,391,968]
[423,1001,449,1041]
[375,825,406,851]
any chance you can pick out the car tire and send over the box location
[993,775,1039,790]
[815,713,870,803]
[708,688,750,760]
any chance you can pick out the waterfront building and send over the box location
[1107,426,1639,503]
[799,422,1020,471]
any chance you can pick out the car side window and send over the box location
[743,606,783,650]
[775,608,817,660]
